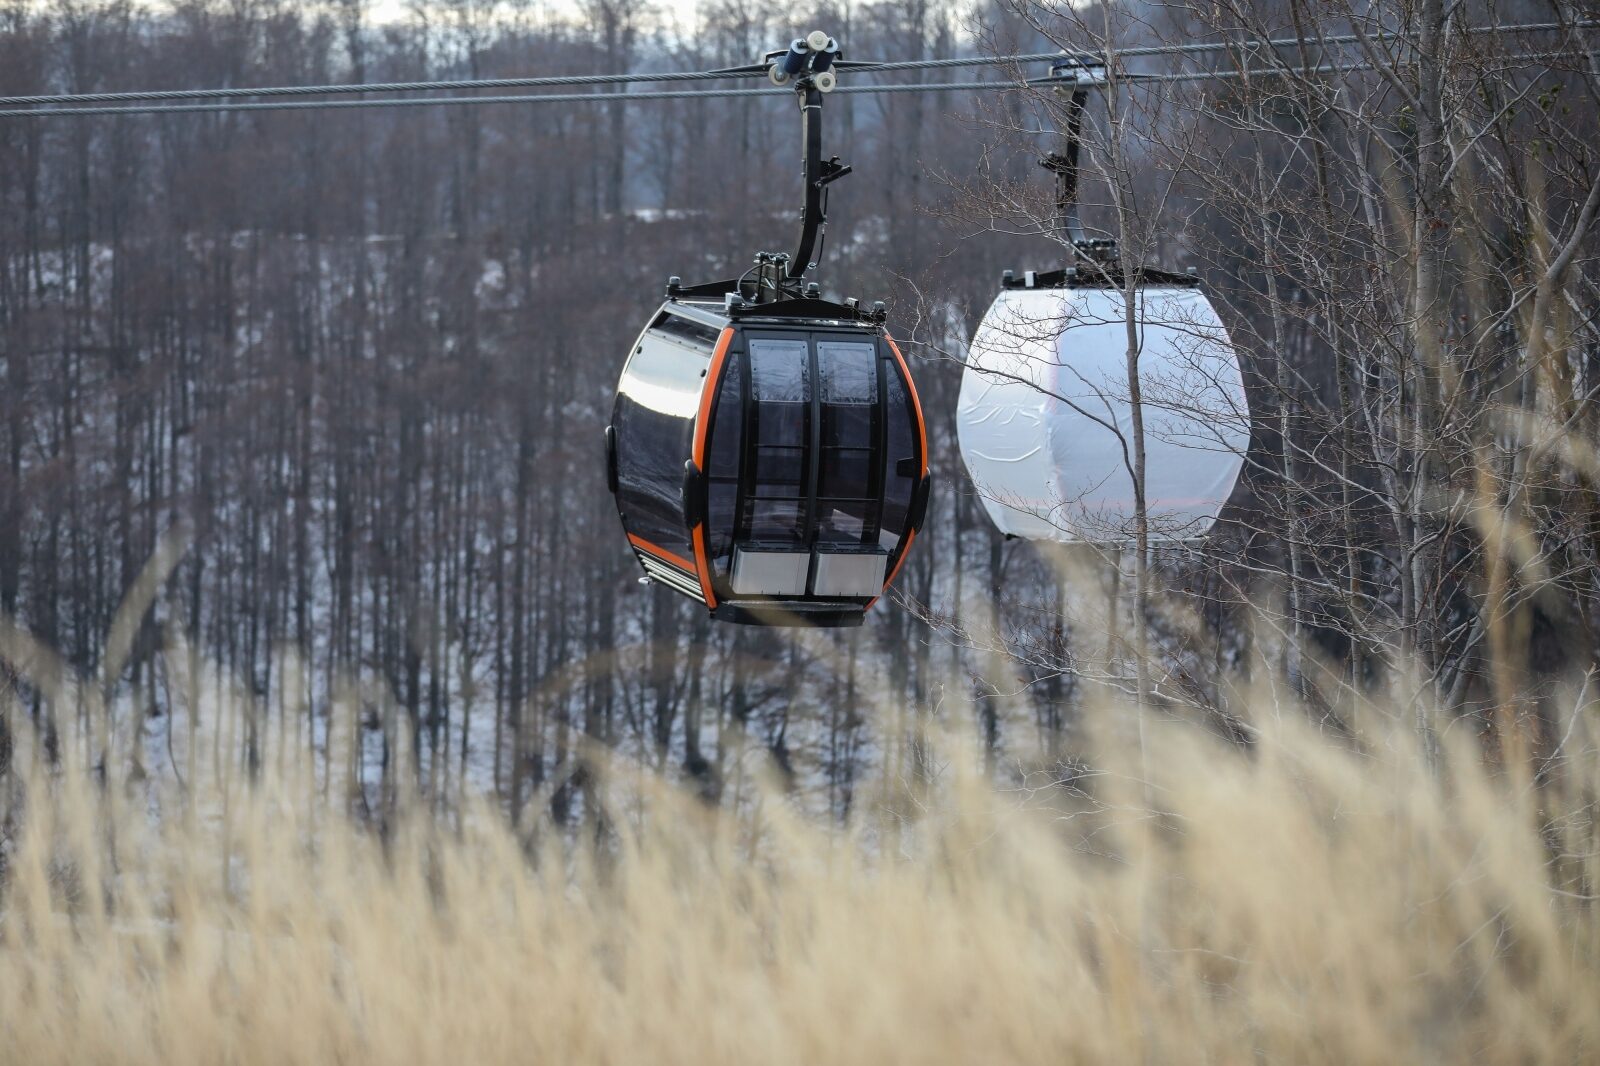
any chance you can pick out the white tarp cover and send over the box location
[957,285,1251,543]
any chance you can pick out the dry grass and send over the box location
[0,683,1597,1065]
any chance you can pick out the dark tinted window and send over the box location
[744,338,812,547]
[814,341,879,548]
[750,338,809,401]
[613,328,709,565]
[652,312,721,351]
[817,340,876,403]
[705,349,744,577]
[878,348,919,551]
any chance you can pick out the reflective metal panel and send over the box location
[731,549,810,595]
[812,552,888,597]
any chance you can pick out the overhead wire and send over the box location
[0,65,768,108]
[0,83,1002,118]
[844,18,1592,71]
[0,45,1585,120]
[0,17,1588,114]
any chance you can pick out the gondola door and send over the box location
[730,333,815,595]
[810,336,887,596]
[724,331,891,600]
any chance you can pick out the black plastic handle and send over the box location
[605,425,619,495]
[681,460,706,528]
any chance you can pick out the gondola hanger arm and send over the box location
[759,30,851,287]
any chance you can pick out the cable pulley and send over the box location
[766,30,842,91]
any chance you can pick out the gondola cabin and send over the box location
[607,291,930,627]
[956,55,1252,547]
[957,269,1250,544]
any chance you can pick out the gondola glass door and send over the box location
[716,332,902,600]
[731,334,815,594]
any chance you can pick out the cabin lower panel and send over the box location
[712,601,867,628]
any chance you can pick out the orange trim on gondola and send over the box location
[866,528,918,611]
[692,327,737,470]
[884,332,928,476]
[690,523,718,609]
[627,532,695,574]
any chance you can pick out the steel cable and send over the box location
[0,83,998,118]
[848,17,1592,70]
[0,18,1588,111]
[0,66,770,108]
[0,46,1582,120]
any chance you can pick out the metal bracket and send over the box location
[1037,56,1114,262]
[817,157,852,188]
[753,31,851,294]
[1045,55,1109,87]
[669,32,865,310]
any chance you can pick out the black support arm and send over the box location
[787,81,850,282]
[1040,86,1089,247]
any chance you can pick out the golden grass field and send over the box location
[1,675,1596,1066]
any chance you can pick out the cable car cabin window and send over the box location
[877,352,919,552]
[818,340,876,404]
[705,350,744,579]
[745,338,811,547]
[613,327,711,566]
[815,341,880,548]
[652,312,721,351]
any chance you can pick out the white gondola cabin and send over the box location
[956,55,1252,546]
[958,270,1249,544]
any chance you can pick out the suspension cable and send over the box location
[0,18,1587,111]
[0,66,768,108]
[0,48,1581,121]
[0,83,994,118]
[845,18,1593,72]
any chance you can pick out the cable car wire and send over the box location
[0,82,1004,118]
[0,46,1582,120]
[846,18,1592,71]
[0,17,1586,112]
[0,64,769,108]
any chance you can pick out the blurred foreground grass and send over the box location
[0,681,1596,1065]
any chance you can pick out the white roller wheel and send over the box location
[814,70,836,93]
[806,30,830,51]
[768,65,791,87]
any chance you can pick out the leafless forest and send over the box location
[1,0,1597,821]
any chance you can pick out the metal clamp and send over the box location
[765,30,841,90]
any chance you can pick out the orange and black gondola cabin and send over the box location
[606,291,930,627]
